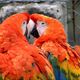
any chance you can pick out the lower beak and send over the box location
[30,26,39,38]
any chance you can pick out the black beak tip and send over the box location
[30,27,39,38]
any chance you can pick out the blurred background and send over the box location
[0,0,80,46]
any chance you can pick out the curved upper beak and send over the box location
[27,19,39,38]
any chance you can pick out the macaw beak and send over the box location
[27,19,39,38]
[30,26,39,38]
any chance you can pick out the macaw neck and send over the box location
[34,33,67,47]
[35,33,80,64]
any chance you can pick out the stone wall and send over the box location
[0,0,69,3]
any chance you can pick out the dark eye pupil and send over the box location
[42,22,45,24]
[23,22,25,24]
[23,21,26,24]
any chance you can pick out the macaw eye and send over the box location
[23,21,26,24]
[36,21,47,36]
[41,22,45,25]
[22,21,27,27]
[37,21,47,28]
[21,21,27,35]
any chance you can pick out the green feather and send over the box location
[0,74,3,80]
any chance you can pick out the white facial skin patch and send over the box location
[36,21,47,36]
[21,21,27,35]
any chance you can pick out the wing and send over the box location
[40,41,80,80]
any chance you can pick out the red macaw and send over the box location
[0,13,55,80]
[28,13,80,80]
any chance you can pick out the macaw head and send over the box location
[1,12,30,38]
[27,13,67,44]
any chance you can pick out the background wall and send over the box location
[67,0,80,45]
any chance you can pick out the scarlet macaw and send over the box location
[28,13,80,80]
[0,13,55,80]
